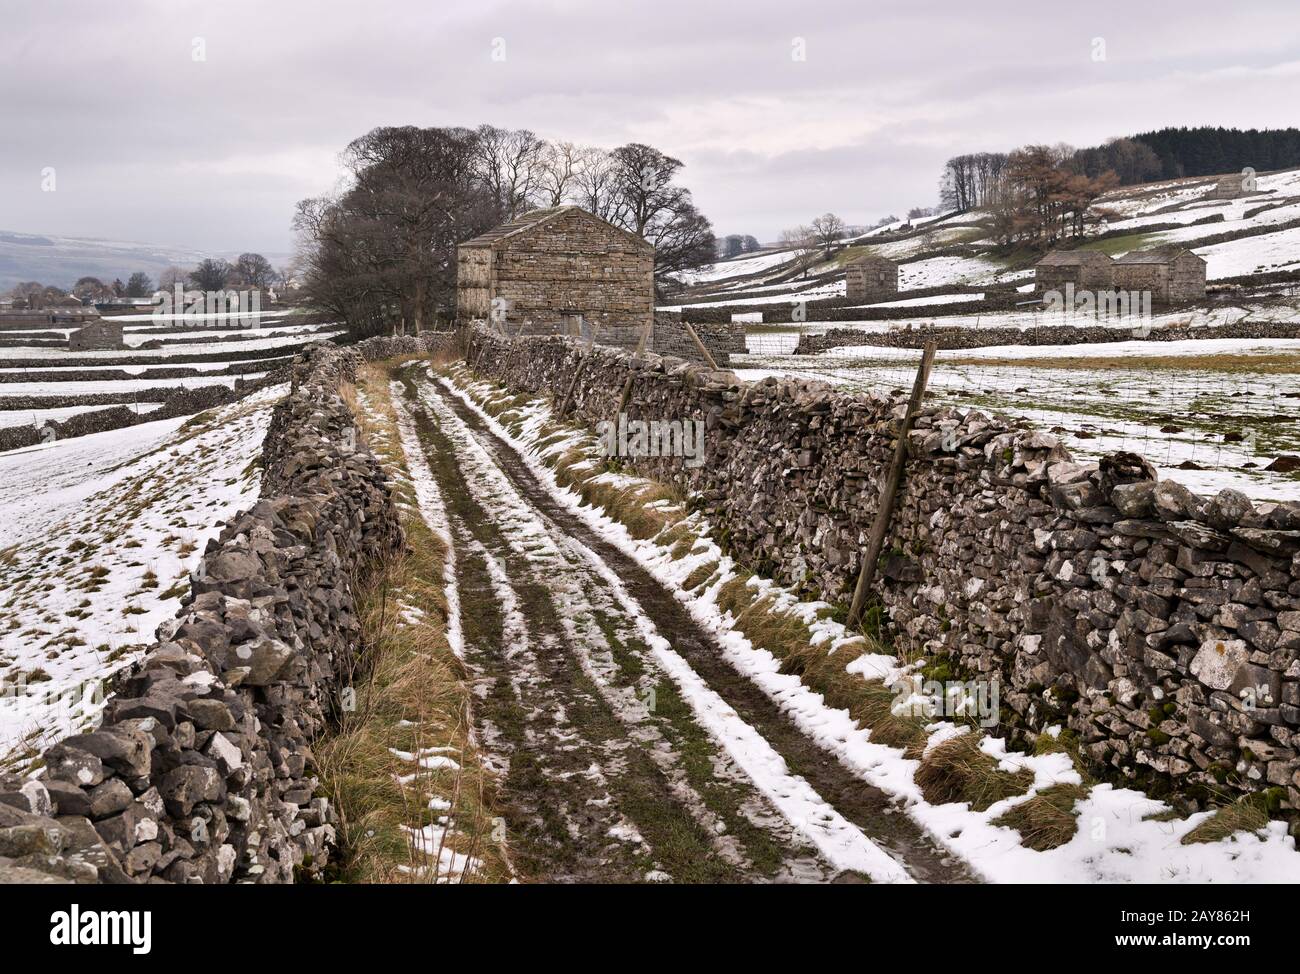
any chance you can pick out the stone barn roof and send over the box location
[846,254,897,267]
[1036,250,1113,267]
[1115,248,1205,267]
[459,205,654,253]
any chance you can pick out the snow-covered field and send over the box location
[0,315,337,412]
[674,250,798,285]
[734,334,1300,499]
[0,403,164,428]
[740,308,1300,357]
[0,374,265,397]
[0,309,340,771]
[0,329,343,361]
[0,359,274,375]
[669,167,1300,317]
[14,318,322,342]
[0,386,284,770]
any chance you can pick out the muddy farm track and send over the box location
[390,365,973,884]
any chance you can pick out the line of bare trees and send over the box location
[940,138,1159,216]
[6,253,282,310]
[984,146,1118,247]
[939,152,1010,212]
[776,213,848,276]
[293,125,716,337]
[940,140,1133,247]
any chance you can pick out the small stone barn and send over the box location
[844,255,898,303]
[1210,174,1247,199]
[68,320,125,351]
[456,205,655,335]
[1034,251,1114,293]
[1113,249,1207,304]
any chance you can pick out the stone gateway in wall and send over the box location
[456,205,655,336]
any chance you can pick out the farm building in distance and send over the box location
[1113,249,1207,303]
[68,319,125,351]
[1210,173,1248,199]
[456,205,655,335]
[844,255,898,302]
[1034,251,1114,292]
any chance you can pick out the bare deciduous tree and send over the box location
[808,212,846,259]
[158,266,187,289]
[779,225,817,277]
[233,252,276,289]
[188,258,232,291]
[538,140,583,207]
[474,125,547,219]
[295,125,498,336]
[571,146,622,223]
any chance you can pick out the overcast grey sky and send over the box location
[3,0,1299,255]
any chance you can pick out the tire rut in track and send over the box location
[417,369,978,885]
[396,375,841,884]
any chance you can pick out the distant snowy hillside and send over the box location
[0,230,291,289]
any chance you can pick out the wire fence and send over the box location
[732,324,1300,501]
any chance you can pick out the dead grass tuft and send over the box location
[1180,792,1274,845]
[682,560,719,592]
[915,732,1033,811]
[991,783,1088,850]
[568,476,685,540]
[848,681,931,753]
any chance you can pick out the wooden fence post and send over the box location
[845,341,937,630]
[681,319,719,371]
[467,322,486,368]
[615,321,653,418]
[559,322,598,413]
[459,321,473,361]
[504,318,529,372]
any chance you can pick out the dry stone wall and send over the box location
[467,326,1300,821]
[650,316,747,367]
[795,319,1300,354]
[352,330,462,362]
[0,372,290,454]
[0,342,404,883]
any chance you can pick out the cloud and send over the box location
[1,0,1297,250]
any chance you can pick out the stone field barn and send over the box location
[844,255,898,302]
[1113,248,1207,303]
[1210,173,1248,199]
[1033,250,1115,292]
[456,205,655,335]
[67,319,125,351]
